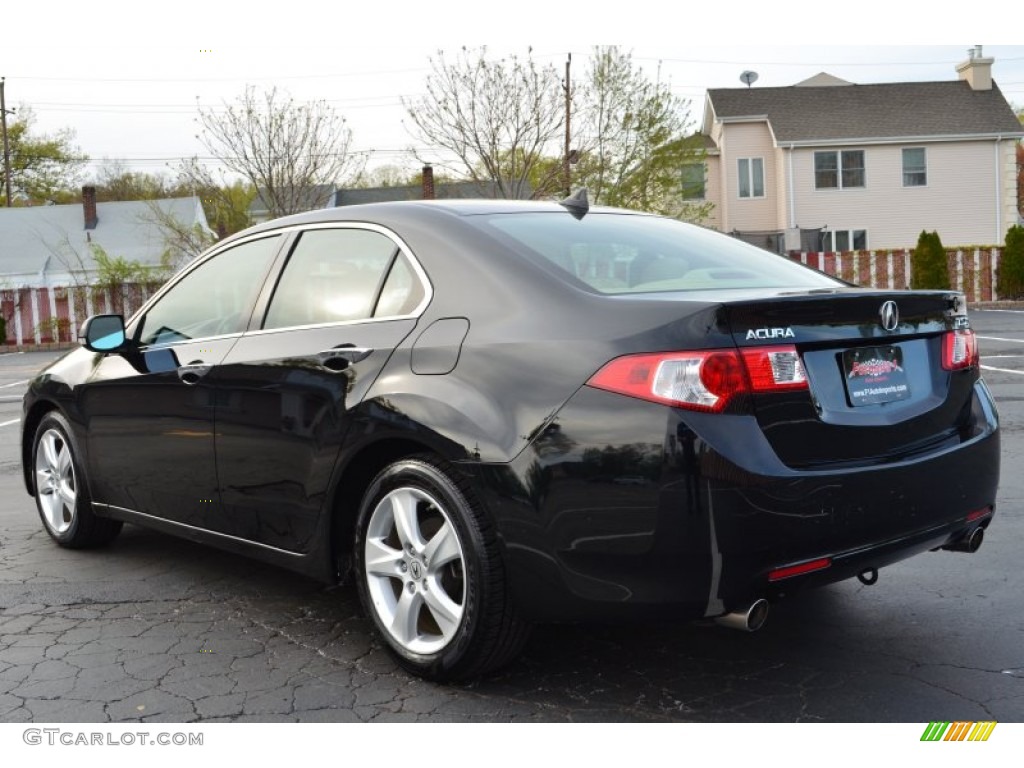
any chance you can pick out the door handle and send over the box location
[177,361,213,385]
[316,346,373,371]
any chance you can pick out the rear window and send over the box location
[474,212,841,294]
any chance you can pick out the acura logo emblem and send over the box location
[880,301,899,332]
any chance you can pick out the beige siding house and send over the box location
[700,49,1023,252]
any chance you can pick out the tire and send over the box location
[32,412,122,549]
[353,455,530,681]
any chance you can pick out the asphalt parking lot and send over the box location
[0,311,1021,723]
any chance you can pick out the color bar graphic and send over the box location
[920,722,996,742]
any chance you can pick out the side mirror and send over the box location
[80,314,126,353]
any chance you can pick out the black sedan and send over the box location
[22,197,999,681]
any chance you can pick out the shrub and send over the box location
[998,225,1024,299]
[910,230,950,290]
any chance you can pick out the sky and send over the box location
[2,2,1023,185]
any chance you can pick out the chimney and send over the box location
[956,45,994,91]
[82,185,98,230]
[422,165,435,200]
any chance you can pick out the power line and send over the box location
[81,148,424,165]
[10,54,1024,85]
[7,67,432,84]
[632,55,1024,67]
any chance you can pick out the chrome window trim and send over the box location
[128,221,433,349]
[141,331,245,352]
[243,315,416,339]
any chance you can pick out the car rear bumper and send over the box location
[473,380,999,623]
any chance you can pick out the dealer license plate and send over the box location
[842,345,911,406]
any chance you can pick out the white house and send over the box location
[0,186,212,288]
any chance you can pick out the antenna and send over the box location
[559,188,589,220]
[740,71,759,88]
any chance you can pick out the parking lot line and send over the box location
[0,418,21,428]
[978,336,1024,343]
[980,364,1024,375]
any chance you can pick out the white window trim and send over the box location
[902,147,928,188]
[814,149,866,191]
[822,228,869,252]
[737,157,765,199]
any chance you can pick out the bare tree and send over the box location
[193,86,364,218]
[141,200,217,273]
[404,48,565,199]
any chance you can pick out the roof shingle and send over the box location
[707,80,1024,143]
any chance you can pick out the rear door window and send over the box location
[263,228,406,329]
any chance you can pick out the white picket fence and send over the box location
[1,283,156,348]
[787,248,1003,302]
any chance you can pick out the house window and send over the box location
[814,150,865,189]
[681,163,705,200]
[822,229,867,252]
[903,148,927,187]
[738,158,764,198]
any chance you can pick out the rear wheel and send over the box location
[32,412,122,548]
[354,455,529,681]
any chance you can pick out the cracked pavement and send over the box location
[1,312,1022,723]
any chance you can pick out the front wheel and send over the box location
[353,456,529,681]
[32,412,122,548]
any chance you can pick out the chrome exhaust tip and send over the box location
[942,527,985,553]
[715,598,769,632]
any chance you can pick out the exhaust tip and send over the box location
[715,598,770,632]
[941,527,985,553]
[967,527,984,553]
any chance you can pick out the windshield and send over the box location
[472,212,842,294]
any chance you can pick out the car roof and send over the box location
[233,198,650,241]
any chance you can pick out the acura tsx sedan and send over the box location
[22,196,999,680]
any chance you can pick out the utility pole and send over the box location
[1,77,13,207]
[562,53,571,197]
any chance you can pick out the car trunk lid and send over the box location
[724,290,975,469]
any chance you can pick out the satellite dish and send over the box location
[740,71,759,88]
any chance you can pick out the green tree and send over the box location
[3,107,87,204]
[999,225,1024,299]
[174,158,256,238]
[574,47,710,222]
[404,47,565,199]
[356,164,419,188]
[910,230,950,290]
[93,160,173,202]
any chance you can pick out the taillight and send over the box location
[587,345,808,412]
[740,346,808,391]
[942,330,979,371]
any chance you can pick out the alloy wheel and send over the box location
[363,486,467,655]
[35,428,78,535]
